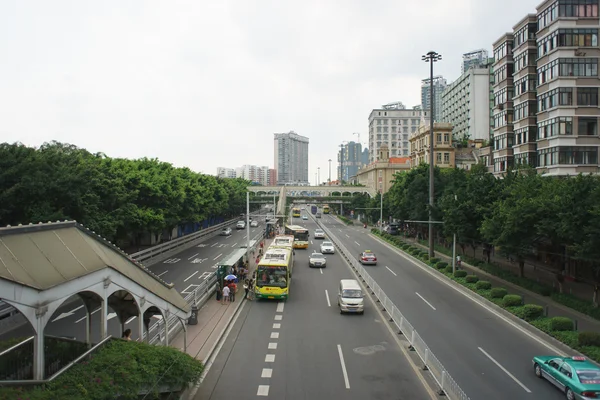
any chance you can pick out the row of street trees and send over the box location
[0,142,252,248]
[347,164,600,281]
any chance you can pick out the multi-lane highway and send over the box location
[315,214,566,400]
[197,215,435,400]
[0,218,263,343]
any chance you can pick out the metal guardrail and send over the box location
[317,221,470,400]
[146,230,265,346]
[131,212,260,263]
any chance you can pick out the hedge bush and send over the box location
[550,317,575,331]
[465,275,479,283]
[0,339,204,400]
[503,294,523,307]
[444,265,453,274]
[436,261,448,270]
[490,287,508,299]
[476,281,492,290]
[522,304,544,321]
[579,332,600,347]
[430,257,440,264]
[454,270,468,278]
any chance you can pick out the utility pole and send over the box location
[328,159,332,186]
[317,167,320,186]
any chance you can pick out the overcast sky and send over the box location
[1,0,540,181]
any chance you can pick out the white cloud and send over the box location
[0,0,540,177]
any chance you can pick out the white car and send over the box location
[250,220,258,227]
[314,229,325,239]
[320,241,335,254]
[236,221,246,229]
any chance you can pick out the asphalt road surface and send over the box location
[197,216,434,400]
[0,219,263,343]
[316,214,566,400]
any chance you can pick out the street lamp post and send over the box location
[452,194,458,274]
[379,190,383,232]
[328,159,332,185]
[422,50,442,258]
[315,172,317,186]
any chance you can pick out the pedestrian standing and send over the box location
[244,279,250,299]
[222,285,230,305]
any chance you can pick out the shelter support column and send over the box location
[138,314,145,342]
[100,299,108,339]
[85,309,92,348]
[164,312,170,346]
[33,306,48,380]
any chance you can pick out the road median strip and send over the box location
[371,229,600,364]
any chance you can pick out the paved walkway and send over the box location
[373,233,600,334]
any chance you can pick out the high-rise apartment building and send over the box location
[236,165,269,185]
[368,103,428,163]
[274,131,309,185]
[441,65,494,141]
[512,14,539,168]
[337,141,365,182]
[216,167,236,179]
[535,0,600,175]
[421,76,447,122]
[492,33,516,175]
[462,49,490,73]
[268,169,277,186]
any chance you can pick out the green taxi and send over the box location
[533,355,600,399]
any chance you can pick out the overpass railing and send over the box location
[131,211,259,264]
[316,220,470,400]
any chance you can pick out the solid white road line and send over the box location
[276,302,285,313]
[268,342,278,349]
[337,344,350,389]
[213,253,222,260]
[274,314,282,321]
[265,354,275,362]
[320,269,323,274]
[415,292,436,311]
[354,241,361,246]
[157,270,168,277]
[261,368,273,378]
[188,253,199,260]
[385,266,397,276]
[231,243,237,247]
[257,385,270,396]
[270,332,279,339]
[273,323,281,329]
[478,347,532,393]
[325,290,331,307]
[184,271,199,282]
[311,240,313,244]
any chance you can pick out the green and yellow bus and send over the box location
[323,205,330,214]
[284,225,309,249]
[255,247,294,300]
[270,235,295,251]
[292,207,301,218]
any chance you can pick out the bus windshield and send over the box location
[256,266,288,288]
[294,231,308,241]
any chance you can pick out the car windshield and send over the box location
[342,289,362,298]
[312,253,324,258]
[315,230,323,234]
[322,242,332,246]
[256,266,288,288]
[578,370,600,384]
[363,253,375,257]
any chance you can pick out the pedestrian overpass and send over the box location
[0,221,190,381]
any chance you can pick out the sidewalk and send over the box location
[377,234,600,334]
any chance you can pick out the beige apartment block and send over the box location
[535,0,600,176]
[492,33,516,176]
[512,14,539,167]
[409,122,455,168]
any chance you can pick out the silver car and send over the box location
[309,252,327,268]
[221,227,232,236]
[320,241,335,254]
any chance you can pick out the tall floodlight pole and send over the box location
[328,159,332,185]
[379,189,383,232]
[315,172,317,186]
[246,192,250,264]
[317,167,320,186]
[422,50,442,258]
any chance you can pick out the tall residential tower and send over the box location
[274,131,309,185]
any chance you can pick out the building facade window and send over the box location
[514,76,538,96]
[578,117,598,135]
[559,57,599,77]
[514,100,538,121]
[514,152,537,166]
[538,146,598,167]
[577,87,599,106]
[538,2,558,31]
[537,87,573,112]
[494,41,513,62]
[494,110,514,128]
[494,156,513,173]
[537,116,573,139]
[515,126,538,144]
[494,87,515,106]
[539,29,598,58]
[494,133,515,150]
[514,51,537,73]
[515,23,537,47]
[558,0,599,18]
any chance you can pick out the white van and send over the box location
[338,279,364,314]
